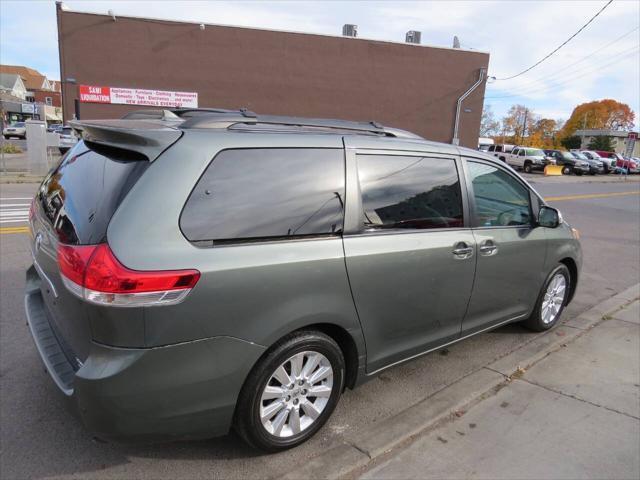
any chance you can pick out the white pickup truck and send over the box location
[505,146,553,173]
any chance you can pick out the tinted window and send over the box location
[357,154,463,230]
[37,141,149,244]
[495,145,503,152]
[181,148,345,242]
[526,148,545,156]
[468,161,531,227]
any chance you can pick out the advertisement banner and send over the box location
[79,85,198,108]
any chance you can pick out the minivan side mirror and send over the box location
[538,206,562,228]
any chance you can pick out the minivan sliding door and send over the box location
[342,150,476,373]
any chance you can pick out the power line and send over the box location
[486,44,640,99]
[493,0,614,81]
[489,25,639,91]
[485,46,639,102]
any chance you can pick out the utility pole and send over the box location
[581,112,588,149]
[522,108,529,146]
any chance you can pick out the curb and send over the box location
[276,283,640,480]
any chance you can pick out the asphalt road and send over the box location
[1,177,639,479]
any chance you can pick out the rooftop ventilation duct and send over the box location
[405,31,421,44]
[342,24,358,37]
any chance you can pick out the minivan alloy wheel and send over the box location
[541,273,566,324]
[260,351,333,437]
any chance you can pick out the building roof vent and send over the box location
[405,31,421,44]
[342,24,358,37]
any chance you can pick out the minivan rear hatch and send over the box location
[29,121,181,363]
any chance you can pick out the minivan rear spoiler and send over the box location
[69,119,183,161]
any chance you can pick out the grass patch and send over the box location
[0,143,23,154]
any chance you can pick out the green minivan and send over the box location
[25,110,581,451]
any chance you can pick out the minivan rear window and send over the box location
[180,148,345,243]
[37,141,149,244]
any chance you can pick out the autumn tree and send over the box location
[501,104,536,144]
[528,118,560,149]
[480,104,501,137]
[588,135,614,152]
[561,99,635,137]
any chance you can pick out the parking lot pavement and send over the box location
[0,179,639,479]
[359,300,640,480]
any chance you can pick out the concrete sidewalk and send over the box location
[358,300,640,480]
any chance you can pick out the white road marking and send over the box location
[0,218,29,224]
[0,198,30,225]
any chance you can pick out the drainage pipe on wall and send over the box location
[452,67,486,146]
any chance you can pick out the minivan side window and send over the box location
[357,154,463,230]
[495,145,503,153]
[180,148,345,242]
[467,161,531,227]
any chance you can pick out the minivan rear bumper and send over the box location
[25,274,266,442]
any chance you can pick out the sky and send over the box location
[1,0,638,124]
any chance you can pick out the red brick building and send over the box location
[57,5,489,147]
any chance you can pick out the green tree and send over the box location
[587,135,614,152]
[560,135,582,150]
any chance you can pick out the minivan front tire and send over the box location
[234,330,345,451]
[523,264,570,332]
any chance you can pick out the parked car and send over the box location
[570,151,603,175]
[486,143,515,162]
[616,156,639,173]
[545,149,590,175]
[58,126,78,154]
[581,150,615,173]
[25,110,581,451]
[506,146,554,173]
[3,121,27,139]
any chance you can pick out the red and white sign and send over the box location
[79,85,198,108]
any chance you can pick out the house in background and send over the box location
[0,65,63,125]
[576,129,640,157]
[0,64,61,106]
[0,73,27,100]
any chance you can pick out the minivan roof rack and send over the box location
[179,110,422,139]
[119,108,423,139]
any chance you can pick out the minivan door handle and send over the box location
[479,239,498,256]
[452,242,474,260]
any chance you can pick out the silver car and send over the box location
[3,121,27,139]
[25,110,582,451]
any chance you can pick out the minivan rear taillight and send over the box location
[58,243,200,307]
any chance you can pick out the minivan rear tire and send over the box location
[523,264,570,332]
[234,330,345,451]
